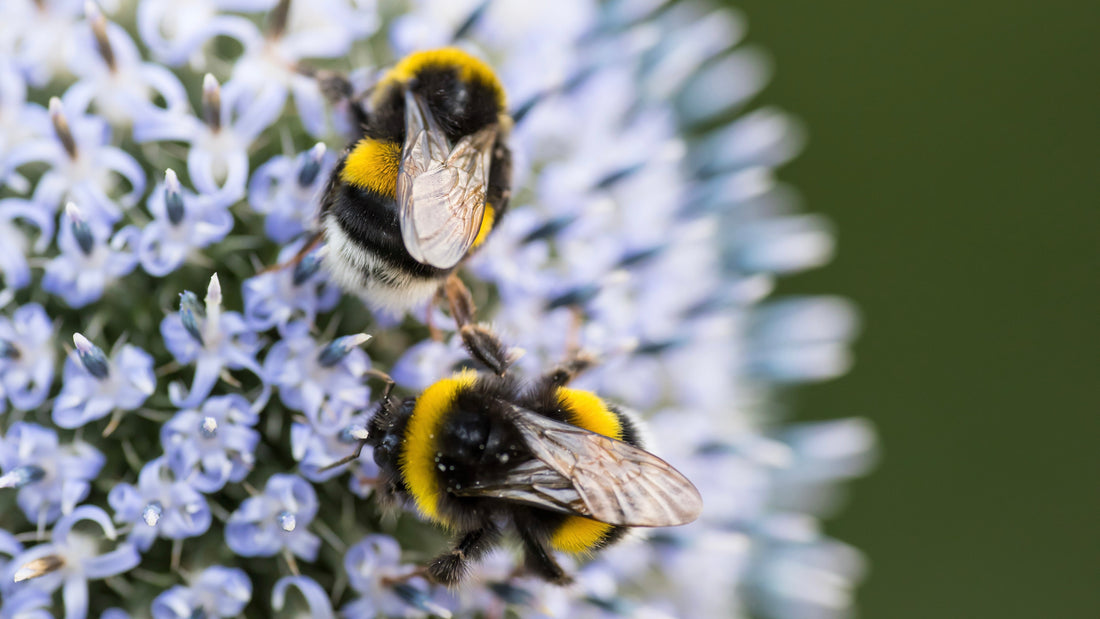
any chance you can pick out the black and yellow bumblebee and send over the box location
[329,325,702,586]
[317,48,513,312]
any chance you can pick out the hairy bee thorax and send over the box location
[387,371,641,553]
[319,47,514,311]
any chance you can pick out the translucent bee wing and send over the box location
[454,406,703,527]
[398,89,496,269]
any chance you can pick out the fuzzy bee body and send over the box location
[363,366,702,585]
[318,48,513,312]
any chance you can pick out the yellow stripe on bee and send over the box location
[373,47,506,109]
[472,203,495,248]
[556,388,623,440]
[341,138,400,197]
[550,387,623,553]
[401,370,478,525]
[551,516,615,554]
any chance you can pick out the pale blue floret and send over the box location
[137,169,234,277]
[241,241,340,332]
[224,474,320,561]
[271,575,335,619]
[7,506,140,619]
[0,422,104,527]
[52,333,155,429]
[263,320,371,426]
[0,303,56,413]
[42,202,139,308]
[247,143,332,242]
[63,3,190,126]
[150,565,251,619]
[343,534,444,619]
[5,98,145,230]
[160,274,264,408]
[107,456,212,552]
[160,395,260,493]
[134,75,282,203]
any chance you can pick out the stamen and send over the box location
[49,98,78,159]
[142,501,164,527]
[13,555,65,583]
[268,0,292,39]
[199,416,218,439]
[545,285,600,310]
[85,1,116,72]
[202,74,221,131]
[276,510,296,532]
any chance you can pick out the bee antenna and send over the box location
[452,1,490,41]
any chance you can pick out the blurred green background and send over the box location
[733,1,1098,617]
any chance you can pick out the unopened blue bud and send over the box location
[66,203,95,255]
[179,291,205,346]
[318,333,371,367]
[297,143,326,187]
[0,339,18,359]
[488,583,535,606]
[0,465,47,489]
[164,169,185,225]
[393,583,453,618]
[73,333,110,379]
[292,251,322,286]
[545,284,600,310]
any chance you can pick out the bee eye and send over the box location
[373,443,389,466]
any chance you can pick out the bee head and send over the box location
[373,47,506,141]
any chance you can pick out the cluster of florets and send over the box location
[0,1,874,618]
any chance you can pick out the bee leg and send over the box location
[427,523,501,587]
[306,68,370,131]
[444,275,516,377]
[540,352,599,388]
[316,426,370,473]
[317,370,394,474]
[257,231,324,274]
[517,527,573,586]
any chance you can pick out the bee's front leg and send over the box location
[427,523,502,587]
[443,274,516,376]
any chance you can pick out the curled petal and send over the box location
[62,576,89,619]
[272,576,334,619]
[81,542,140,579]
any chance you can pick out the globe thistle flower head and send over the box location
[0,1,874,617]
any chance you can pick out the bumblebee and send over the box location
[329,326,702,585]
[318,48,513,312]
